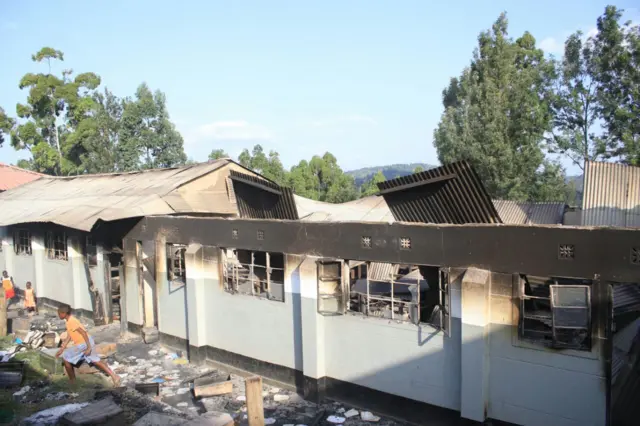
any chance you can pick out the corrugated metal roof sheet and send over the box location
[614,284,640,316]
[492,200,566,225]
[295,195,395,223]
[229,170,299,220]
[582,161,640,228]
[377,161,501,224]
[0,160,234,231]
[0,163,43,191]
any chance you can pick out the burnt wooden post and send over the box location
[245,375,264,426]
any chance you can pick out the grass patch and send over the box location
[0,347,112,425]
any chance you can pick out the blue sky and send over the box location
[1,1,638,174]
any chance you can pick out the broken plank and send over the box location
[193,374,232,398]
[245,375,264,426]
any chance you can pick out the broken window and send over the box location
[317,260,346,315]
[520,275,592,350]
[222,248,285,302]
[45,231,68,261]
[317,260,450,334]
[86,236,98,267]
[167,244,187,286]
[13,229,32,255]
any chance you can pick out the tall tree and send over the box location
[360,170,386,197]
[433,13,567,201]
[0,107,14,147]
[413,165,424,173]
[548,31,606,170]
[68,88,123,173]
[118,83,187,170]
[589,6,640,165]
[208,149,229,160]
[11,47,101,174]
[238,144,287,185]
[307,153,358,203]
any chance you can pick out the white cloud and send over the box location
[188,120,272,143]
[311,114,377,127]
[539,37,564,55]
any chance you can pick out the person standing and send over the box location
[2,271,15,306]
[24,281,37,314]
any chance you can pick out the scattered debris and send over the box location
[193,373,232,398]
[360,412,381,422]
[23,403,89,425]
[13,385,31,402]
[274,394,290,402]
[134,382,160,396]
[142,327,159,344]
[134,411,187,426]
[344,409,359,418]
[327,415,346,424]
[265,418,277,425]
[236,395,246,402]
[177,402,189,407]
[148,350,158,356]
[60,396,124,425]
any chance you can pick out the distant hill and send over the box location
[347,163,435,187]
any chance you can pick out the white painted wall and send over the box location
[487,274,606,426]
[0,225,109,318]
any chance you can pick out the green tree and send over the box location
[308,153,358,203]
[67,87,123,173]
[434,13,567,201]
[11,47,101,174]
[360,170,386,197]
[118,83,187,170]
[0,107,14,147]
[208,149,229,160]
[413,165,424,173]
[589,6,640,165]
[548,31,607,171]
[238,144,287,185]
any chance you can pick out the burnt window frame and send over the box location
[167,243,187,287]
[13,229,32,256]
[519,275,592,351]
[316,260,451,335]
[317,259,347,316]
[86,235,98,267]
[45,231,68,261]
[221,248,285,302]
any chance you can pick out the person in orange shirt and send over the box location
[2,270,15,305]
[55,304,120,386]
[24,281,38,314]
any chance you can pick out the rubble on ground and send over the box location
[3,315,404,426]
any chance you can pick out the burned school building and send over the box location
[1,159,639,426]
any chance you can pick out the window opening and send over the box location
[86,236,98,267]
[167,244,187,286]
[520,275,592,350]
[222,248,285,302]
[317,260,450,333]
[13,229,32,255]
[46,231,68,261]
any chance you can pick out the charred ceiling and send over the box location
[229,170,299,221]
[376,161,501,225]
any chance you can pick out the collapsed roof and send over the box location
[0,159,237,231]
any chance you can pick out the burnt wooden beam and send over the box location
[127,216,640,283]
